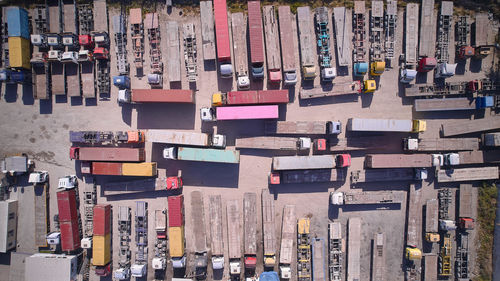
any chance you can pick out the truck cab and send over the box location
[61,52,78,64]
[117,90,131,104]
[113,76,131,89]
[147,73,163,87]
[172,256,187,268]
[268,70,282,84]
[78,35,94,49]
[237,74,250,90]
[411,120,426,133]
[46,232,61,245]
[400,68,417,83]
[302,65,316,80]
[130,264,146,277]
[93,32,110,46]
[212,256,224,270]
[69,147,80,160]
[78,50,93,62]
[435,63,457,79]
[81,237,92,249]
[10,71,30,84]
[114,267,130,280]
[229,260,241,275]
[28,171,48,184]
[444,153,459,166]
[0,69,12,83]
[166,170,183,190]
[326,121,342,134]
[62,33,79,49]
[321,67,336,81]
[417,57,437,72]
[458,218,474,230]
[152,257,166,270]
[195,253,208,279]
[211,134,227,148]
[251,63,264,79]
[259,271,280,281]
[425,233,440,243]
[298,137,312,150]
[474,46,492,59]
[336,154,351,168]
[30,34,47,48]
[432,154,444,167]
[58,175,78,190]
[414,168,428,180]
[200,107,216,122]
[353,62,368,77]
[370,61,385,76]
[220,63,233,79]
[439,219,457,231]
[163,147,178,160]
[47,34,62,48]
[403,138,419,150]
[283,70,297,86]
[48,50,62,62]
[95,264,112,276]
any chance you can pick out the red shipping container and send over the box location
[131,89,194,103]
[60,220,80,251]
[257,90,289,104]
[57,189,78,222]
[168,195,184,227]
[227,91,259,105]
[93,204,111,235]
[213,0,231,61]
[248,0,264,64]
[73,147,145,162]
[92,162,123,175]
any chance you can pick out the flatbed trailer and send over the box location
[372,233,385,281]
[353,1,367,65]
[459,184,473,219]
[269,169,344,185]
[63,1,77,33]
[262,189,277,268]
[405,4,419,65]
[425,199,439,236]
[227,200,242,276]
[80,60,95,98]
[329,136,402,152]
[297,7,316,80]
[265,121,334,135]
[312,238,327,281]
[347,217,361,281]
[404,81,466,97]
[419,0,436,58]
[328,222,342,281]
[65,60,80,97]
[455,232,469,279]
[474,13,489,47]
[243,193,257,270]
[34,182,49,247]
[439,234,452,277]
[299,81,362,99]
[331,191,406,205]
[113,15,129,75]
[333,7,350,66]
[183,23,197,82]
[167,21,181,83]
[436,1,453,63]
[146,13,163,75]
[350,168,422,184]
[48,2,65,96]
[191,191,207,276]
[437,166,499,182]
[93,0,108,32]
[424,254,438,281]
[235,136,309,151]
[384,1,397,64]
[263,5,281,83]
[32,56,50,99]
[231,13,249,89]
[441,117,500,137]
[209,195,224,269]
[404,137,479,151]
[405,184,422,281]
[414,97,476,112]
[130,8,144,70]
[365,154,433,168]
[200,1,216,61]
[279,205,296,279]
[273,155,336,171]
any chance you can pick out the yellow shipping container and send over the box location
[168,226,185,257]
[8,37,30,69]
[122,162,157,177]
[93,234,111,266]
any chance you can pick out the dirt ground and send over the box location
[0,3,498,281]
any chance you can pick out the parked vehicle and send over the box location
[201,105,279,122]
[58,175,78,190]
[212,90,289,106]
[146,130,226,148]
[278,6,297,85]
[163,147,240,164]
[348,118,426,133]
[365,154,433,168]
[29,171,49,184]
[248,0,265,79]
[85,162,157,177]
[213,0,233,78]
[118,89,194,104]
[265,121,341,135]
[403,138,479,151]
[69,147,145,162]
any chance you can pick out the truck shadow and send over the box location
[4,84,18,102]
[469,58,482,73]
[39,98,53,114]
[22,84,34,105]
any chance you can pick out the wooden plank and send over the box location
[243,193,257,256]
[226,199,242,259]
[209,195,224,256]
[191,191,207,252]
[200,1,216,60]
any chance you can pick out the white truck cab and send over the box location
[172,256,187,268]
[321,67,337,81]
[327,121,342,134]
[414,168,428,180]
[29,171,49,184]
[61,52,79,64]
[58,175,78,189]
[163,147,178,160]
[400,68,417,83]
[117,89,131,104]
[229,261,241,274]
[130,264,146,277]
[212,134,227,148]
[299,137,312,150]
[46,232,61,245]
[432,154,444,167]
[212,256,224,270]
[237,75,250,90]
[404,138,419,150]
[200,107,216,122]
[435,63,457,79]
[114,267,130,280]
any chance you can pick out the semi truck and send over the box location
[191,191,208,278]
[278,6,297,85]
[348,118,426,133]
[209,195,225,270]
[403,138,479,151]
[248,0,265,79]
[243,193,257,272]
[269,169,344,185]
[272,155,337,171]
[437,166,499,182]
[168,195,186,269]
[458,184,474,230]
[118,89,194,104]
[262,189,277,268]
[84,162,157,177]
[201,105,279,121]
[418,0,437,73]
[227,200,242,276]
[350,168,427,184]
[441,117,500,137]
[235,136,311,151]
[297,7,316,80]
[365,154,434,168]
[425,199,439,243]
[163,147,240,164]
[265,121,341,135]
[263,5,281,83]
[212,90,289,106]
[400,3,419,83]
[315,7,336,81]
[57,190,80,252]
[69,147,145,162]
[231,13,250,89]
[279,205,296,279]
[330,191,406,205]
[146,130,226,148]
[213,0,233,78]
[312,238,327,281]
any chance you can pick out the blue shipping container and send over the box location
[7,7,30,39]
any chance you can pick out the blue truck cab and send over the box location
[113,76,130,89]
[354,62,368,77]
[259,271,279,281]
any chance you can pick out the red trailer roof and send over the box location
[92,162,123,176]
[60,221,80,251]
[93,204,111,236]
[258,90,289,104]
[57,190,78,222]
[168,195,184,227]
[132,89,194,103]
[248,0,265,63]
[227,91,259,105]
[213,0,231,61]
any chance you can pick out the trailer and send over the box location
[315,7,335,81]
[474,13,493,58]
[262,189,277,268]
[113,15,129,75]
[424,254,437,281]
[212,90,289,106]
[405,184,422,281]
[93,0,110,96]
[131,201,147,277]
[369,1,385,77]
[87,162,157,177]
[425,199,439,243]
[57,189,81,252]
[235,136,311,151]
[384,1,397,65]
[299,81,362,99]
[297,7,316,80]
[419,0,436,59]
[119,89,194,103]
[114,206,131,280]
[482,133,500,148]
[441,117,500,137]
[404,137,479,151]
[248,0,264,79]
[455,232,469,279]
[278,6,297,85]
[353,1,367,76]
[227,200,242,276]
[347,218,361,281]
[333,7,350,67]
[262,5,281,83]
[350,168,426,184]
[209,195,224,270]
[31,6,50,99]
[330,191,406,205]
[146,130,225,148]
[437,166,499,182]
[70,130,144,144]
[400,3,419,82]
[312,238,327,281]
[168,196,186,269]
[152,209,167,272]
[272,155,336,171]
[163,147,240,164]
[93,0,108,32]
[166,21,181,83]
[34,182,50,247]
[348,118,426,133]
[243,193,257,271]
[404,81,467,97]
[200,1,216,61]
[459,184,473,221]
[213,0,232,78]
[436,2,453,63]
[365,154,433,168]
[297,218,312,281]
[328,222,342,281]
[266,121,340,135]
[191,191,208,278]
[130,8,144,71]
[146,13,163,75]
[231,13,249,89]
[414,98,476,112]
[201,105,279,121]
[329,136,402,152]
[371,233,386,281]
[279,205,296,279]
[63,1,77,34]
[70,147,145,162]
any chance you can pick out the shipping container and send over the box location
[122,162,157,177]
[91,162,122,175]
[213,0,233,77]
[57,190,78,222]
[93,204,111,236]
[272,155,336,171]
[348,118,426,133]
[8,37,30,69]
[169,226,185,257]
[131,89,195,103]
[248,0,265,79]
[216,105,279,120]
[70,147,145,162]
[168,195,184,227]
[146,130,222,147]
[60,220,80,251]
[365,154,433,168]
[213,90,289,106]
[6,7,29,39]
[93,233,111,266]
[175,147,240,163]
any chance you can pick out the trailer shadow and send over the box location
[4,84,18,102]
[120,103,133,126]
[22,84,34,105]
[469,58,482,73]
[136,103,196,129]
[55,94,68,103]
[39,98,53,114]
[70,96,83,106]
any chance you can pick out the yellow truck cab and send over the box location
[412,120,427,132]
[425,233,440,243]
[364,80,376,93]
[370,61,385,76]
[302,65,316,80]
[212,92,224,106]
[405,246,422,260]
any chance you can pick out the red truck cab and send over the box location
[314,139,327,152]
[69,147,80,160]
[127,131,145,143]
[458,46,474,59]
[417,57,437,72]
[94,47,109,60]
[459,218,474,230]
[268,172,280,185]
[166,170,183,190]
[336,154,351,168]
[95,263,112,276]
[79,35,94,48]
[244,256,257,270]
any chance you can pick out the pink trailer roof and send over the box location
[213,0,231,61]
[216,105,279,120]
[129,8,142,25]
[248,0,265,63]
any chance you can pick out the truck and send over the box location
[299,81,362,99]
[442,117,500,137]
[146,130,226,148]
[329,222,342,281]
[278,6,297,85]
[352,1,368,77]
[130,8,144,71]
[297,218,312,281]
[56,190,81,252]
[297,7,316,80]
[209,195,224,270]
[131,201,148,277]
[458,184,474,230]
[168,195,186,269]
[269,169,344,185]
[315,7,335,81]
[473,13,493,58]
[70,130,144,144]
[482,133,500,148]
[114,206,131,280]
[417,0,437,73]
[369,1,385,77]
[414,97,477,112]
[244,193,257,272]
[118,89,194,104]
[152,209,167,272]
[437,166,499,182]
[85,162,157,177]
[347,118,426,133]
[248,0,264,79]
[425,199,439,243]
[191,191,208,278]
[265,121,341,135]
[213,0,233,78]
[235,136,311,151]
[365,154,434,168]
[231,13,250,89]
[93,204,112,275]
[439,234,452,277]
[312,238,327,281]
[212,90,289,106]
[347,217,361,281]
[112,15,129,75]
[350,168,427,184]
[330,191,406,205]
[200,105,279,122]
[262,189,277,268]
[279,205,295,279]
[200,1,216,61]
[69,147,145,162]
[166,21,181,83]
[227,200,242,276]
[400,3,419,83]
[403,138,479,151]
[163,147,240,164]
[146,13,163,75]
[262,5,282,83]
[272,155,337,171]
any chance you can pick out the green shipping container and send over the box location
[177,147,240,163]
[8,37,30,69]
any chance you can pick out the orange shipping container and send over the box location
[93,234,111,266]
[8,37,30,69]
[122,162,157,177]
